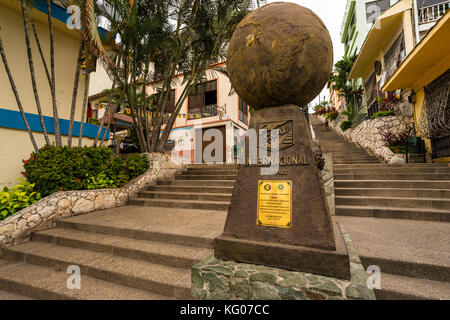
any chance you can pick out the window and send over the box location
[366,0,391,24]
[384,31,406,81]
[188,80,218,117]
[238,97,248,125]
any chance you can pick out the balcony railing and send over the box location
[418,1,449,24]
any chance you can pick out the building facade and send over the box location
[146,62,250,164]
[341,0,400,58]
[0,0,108,188]
[349,0,417,118]
[383,11,450,162]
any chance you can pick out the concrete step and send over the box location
[333,161,383,164]
[336,205,449,222]
[157,180,235,187]
[335,180,450,189]
[335,173,450,181]
[334,167,450,174]
[0,259,168,300]
[374,273,450,300]
[335,216,450,283]
[148,185,235,194]
[0,288,32,300]
[0,242,192,299]
[139,191,232,202]
[175,175,237,181]
[335,188,450,199]
[182,170,239,175]
[32,228,212,269]
[334,163,450,169]
[129,198,230,211]
[336,196,450,210]
[55,206,226,249]
[187,164,238,169]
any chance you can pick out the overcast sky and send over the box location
[267,0,348,107]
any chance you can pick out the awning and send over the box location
[349,0,412,79]
[383,11,450,92]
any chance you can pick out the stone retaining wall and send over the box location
[319,115,410,164]
[192,231,375,300]
[0,153,182,246]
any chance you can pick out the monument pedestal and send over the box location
[214,105,350,280]
[215,223,350,280]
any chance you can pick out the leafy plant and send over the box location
[325,111,339,121]
[0,179,41,221]
[372,110,396,119]
[340,120,352,131]
[380,130,411,147]
[23,146,149,197]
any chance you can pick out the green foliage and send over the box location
[372,110,396,119]
[23,146,149,197]
[340,120,352,132]
[390,146,407,154]
[125,153,151,180]
[325,111,339,121]
[0,180,41,221]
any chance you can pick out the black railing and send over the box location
[431,135,450,159]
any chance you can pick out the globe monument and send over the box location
[214,2,351,279]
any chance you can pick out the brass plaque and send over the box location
[257,120,294,151]
[257,180,292,228]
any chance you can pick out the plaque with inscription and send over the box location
[257,181,292,228]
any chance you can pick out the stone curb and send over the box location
[0,153,183,246]
[192,231,376,300]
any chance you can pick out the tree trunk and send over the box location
[29,6,51,88]
[0,29,39,153]
[47,0,62,147]
[93,81,116,146]
[78,69,90,147]
[20,0,50,146]
[68,37,84,147]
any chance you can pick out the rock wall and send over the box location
[0,153,182,246]
[320,115,409,164]
[192,231,375,300]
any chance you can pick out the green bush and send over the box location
[372,110,396,119]
[340,120,352,131]
[1,180,41,221]
[390,146,407,154]
[23,146,149,197]
[325,111,339,121]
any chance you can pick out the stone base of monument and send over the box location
[214,222,349,280]
[192,231,376,300]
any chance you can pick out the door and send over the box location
[201,126,226,164]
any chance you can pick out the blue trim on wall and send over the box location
[32,0,108,39]
[0,108,109,139]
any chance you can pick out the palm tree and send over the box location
[20,0,51,145]
[78,49,91,147]
[68,37,85,147]
[46,0,63,147]
[0,28,39,153]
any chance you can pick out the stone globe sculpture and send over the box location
[227,2,333,109]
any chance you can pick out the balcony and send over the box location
[418,1,449,24]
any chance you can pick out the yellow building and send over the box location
[0,0,108,188]
[349,0,417,118]
[383,11,450,162]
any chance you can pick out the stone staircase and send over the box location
[311,116,450,300]
[0,165,233,299]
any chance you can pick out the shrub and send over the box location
[23,146,149,197]
[372,110,395,119]
[340,120,352,131]
[0,180,41,221]
[325,111,339,121]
